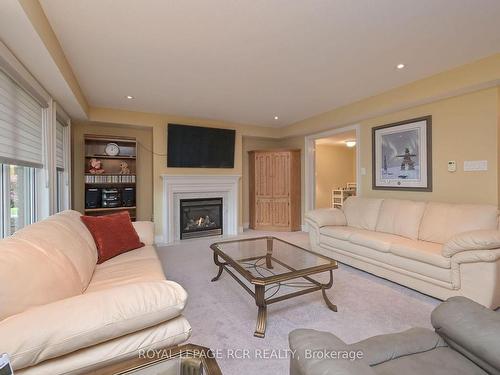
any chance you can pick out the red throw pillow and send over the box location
[81,211,144,264]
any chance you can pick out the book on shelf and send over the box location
[85,174,136,183]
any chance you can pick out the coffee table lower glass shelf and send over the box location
[88,344,222,375]
[210,236,338,338]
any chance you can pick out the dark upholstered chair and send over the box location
[289,297,500,375]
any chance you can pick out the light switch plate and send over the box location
[361,167,366,176]
[464,160,488,171]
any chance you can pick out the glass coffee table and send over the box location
[89,344,222,375]
[210,236,338,338]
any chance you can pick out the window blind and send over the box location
[56,119,65,170]
[0,69,43,168]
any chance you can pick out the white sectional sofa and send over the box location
[0,210,191,374]
[306,197,500,308]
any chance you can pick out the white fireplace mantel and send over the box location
[159,174,241,244]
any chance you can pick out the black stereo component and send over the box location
[122,187,135,207]
[101,188,121,208]
[85,188,101,208]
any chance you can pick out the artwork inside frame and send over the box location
[372,116,432,191]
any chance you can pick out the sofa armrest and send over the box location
[443,230,500,257]
[348,327,446,366]
[0,280,187,371]
[132,221,155,245]
[289,329,375,375]
[305,208,347,228]
[431,296,500,373]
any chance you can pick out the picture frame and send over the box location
[372,116,432,191]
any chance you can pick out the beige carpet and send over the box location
[156,230,439,375]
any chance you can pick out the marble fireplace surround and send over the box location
[160,174,241,244]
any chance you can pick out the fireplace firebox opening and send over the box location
[180,198,223,240]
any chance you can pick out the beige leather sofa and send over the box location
[0,210,191,374]
[306,197,500,308]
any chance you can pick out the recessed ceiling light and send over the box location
[345,140,356,148]
[396,63,406,69]
[126,95,135,99]
[274,116,279,120]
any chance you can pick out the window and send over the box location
[0,68,43,237]
[0,41,71,237]
[1,164,36,236]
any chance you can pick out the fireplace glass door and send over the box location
[180,198,223,239]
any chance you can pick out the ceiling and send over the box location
[40,0,500,127]
[315,130,356,146]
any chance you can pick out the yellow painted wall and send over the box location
[83,58,500,236]
[284,54,500,138]
[358,88,498,205]
[88,108,279,236]
[315,145,356,208]
[72,122,153,221]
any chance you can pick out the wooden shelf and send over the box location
[85,155,136,159]
[84,135,138,218]
[85,173,136,176]
[85,206,136,212]
[85,182,136,185]
[85,136,136,143]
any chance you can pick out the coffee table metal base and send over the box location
[211,252,337,338]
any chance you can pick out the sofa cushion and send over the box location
[85,245,166,293]
[319,235,453,283]
[17,317,192,375]
[419,202,498,244]
[375,199,426,240]
[320,226,360,241]
[305,208,347,227]
[81,211,144,264]
[390,238,450,268]
[13,210,97,290]
[0,237,83,320]
[349,230,401,253]
[1,280,188,370]
[343,197,383,230]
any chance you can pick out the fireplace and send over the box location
[180,198,223,240]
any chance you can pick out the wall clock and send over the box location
[105,142,120,156]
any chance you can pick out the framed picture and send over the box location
[372,116,432,191]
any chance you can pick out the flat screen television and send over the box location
[167,124,235,168]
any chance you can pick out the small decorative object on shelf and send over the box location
[119,161,131,174]
[105,142,120,156]
[89,158,105,174]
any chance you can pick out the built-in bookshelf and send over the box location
[84,135,137,219]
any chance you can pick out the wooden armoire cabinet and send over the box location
[248,149,301,231]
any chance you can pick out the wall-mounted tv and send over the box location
[167,124,235,168]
